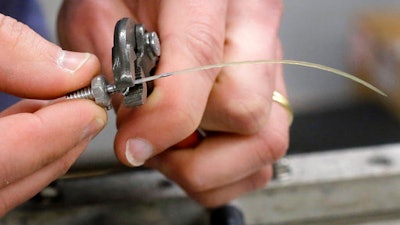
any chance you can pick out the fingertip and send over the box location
[0,13,102,98]
[81,114,107,142]
[55,49,102,92]
[57,50,91,74]
[124,138,154,167]
[45,99,108,140]
[84,100,108,136]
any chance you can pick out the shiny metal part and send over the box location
[91,76,113,110]
[272,157,292,181]
[66,75,113,110]
[67,17,160,109]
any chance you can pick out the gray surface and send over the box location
[242,144,400,224]
[280,0,400,112]
[4,144,400,224]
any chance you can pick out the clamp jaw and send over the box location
[112,18,160,107]
[67,18,160,109]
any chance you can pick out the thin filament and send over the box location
[134,59,386,96]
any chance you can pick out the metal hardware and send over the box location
[272,157,292,181]
[66,17,160,109]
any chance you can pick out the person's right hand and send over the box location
[58,0,289,208]
[0,14,107,216]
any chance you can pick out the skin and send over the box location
[58,0,290,207]
[0,14,107,215]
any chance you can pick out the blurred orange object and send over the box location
[349,10,400,116]
[172,130,204,149]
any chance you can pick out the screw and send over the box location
[67,75,116,110]
[272,158,292,181]
[146,32,161,58]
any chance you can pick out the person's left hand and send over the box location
[0,14,107,215]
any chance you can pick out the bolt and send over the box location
[67,87,93,100]
[67,75,116,110]
[272,158,292,181]
[146,31,161,58]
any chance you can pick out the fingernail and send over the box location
[57,50,90,74]
[81,117,106,141]
[125,138,154,167]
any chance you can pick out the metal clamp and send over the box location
[67,18,160,110]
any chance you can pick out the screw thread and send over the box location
[66,87,94,100]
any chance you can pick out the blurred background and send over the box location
[280,0,400,153]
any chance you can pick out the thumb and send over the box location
[0,14,100,99]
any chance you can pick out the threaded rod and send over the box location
[66,87,94,100]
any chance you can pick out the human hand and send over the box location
[0,14,107,215]
[58,0,289,207]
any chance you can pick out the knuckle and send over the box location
[0,14,21,49]
[0,14,42,52]
[224,97,269,134]
[167,152,215,193]
[184,21,223,66]
[266,129,289,162]
[253,127,289,166]
[177,162,209,193]
[180,108,198,128]
[169,105,201,135]
[249,167,272,191]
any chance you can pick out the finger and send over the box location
[114,0,228,167]
[121,0,160,30]
[58,0,133,78]
[0,14,101,98]
[146,90,289,193]
[189,165,273,207]
[200,0,283,134]
[0,99,49,117]
[58,1,141,110]
[0,100,107,188]
[0,139,90,216]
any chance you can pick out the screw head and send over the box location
[148,32,161,57]
[91,75,112,109]
[272,158,292,181]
